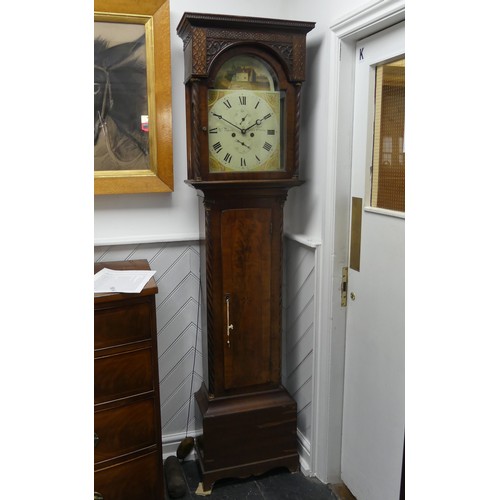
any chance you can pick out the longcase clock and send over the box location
[177,12,315,491]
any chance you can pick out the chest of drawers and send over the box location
[94,260,165,499]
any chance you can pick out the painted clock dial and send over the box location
[208,89,281,172]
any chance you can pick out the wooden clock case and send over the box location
[177,13,315,491]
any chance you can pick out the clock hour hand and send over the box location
[211,112,243,133]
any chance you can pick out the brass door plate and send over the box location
[349,197,362,271]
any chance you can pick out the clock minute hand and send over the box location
[242,113,272,133]
[211,112,243,132]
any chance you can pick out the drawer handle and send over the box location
[94,432,99,448]
[94,493,103,500]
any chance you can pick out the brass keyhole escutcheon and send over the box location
[350,292,356,301]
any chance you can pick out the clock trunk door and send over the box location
[221,208,274,391]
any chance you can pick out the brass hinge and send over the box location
[341,267,348,307]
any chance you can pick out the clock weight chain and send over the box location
[176,268,202,461]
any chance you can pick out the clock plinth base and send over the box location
[194,384,299,492]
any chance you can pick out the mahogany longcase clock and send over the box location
[177,12,315,491]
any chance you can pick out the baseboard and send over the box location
[331,482,357,500]
[162,431,197,461]
[297,429,311,475]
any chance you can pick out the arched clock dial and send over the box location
[208,89,281,172]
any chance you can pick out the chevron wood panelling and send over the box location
[94,242,203,448]
[95,238,318,467]
[283,238,316,459]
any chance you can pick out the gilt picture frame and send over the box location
[94,0,173,194]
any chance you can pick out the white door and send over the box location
[341,22,405,500]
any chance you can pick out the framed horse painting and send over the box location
[94,0,173,194]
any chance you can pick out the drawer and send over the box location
[94,451,163,500]
[94,398,157,464]
[95,348,154,404]
[94,300,153,350]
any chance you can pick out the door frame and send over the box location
[312,0,405,484]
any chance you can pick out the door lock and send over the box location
[341,267,348,307]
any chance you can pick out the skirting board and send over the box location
[162,431,197,462]
[297,429,312,475]
[331,482,357,500]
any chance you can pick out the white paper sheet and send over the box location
[94,268,156,294]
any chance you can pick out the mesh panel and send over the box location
[371,58,405,212]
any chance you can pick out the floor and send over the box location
[165,459,338,499]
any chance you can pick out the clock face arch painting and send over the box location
[208,54,285,173]
[212,55,278,91]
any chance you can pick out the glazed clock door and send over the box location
[204,51,292,180]
[221,207,274,391]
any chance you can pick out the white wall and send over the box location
[93,0,369,245]
[95,0,290,245]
